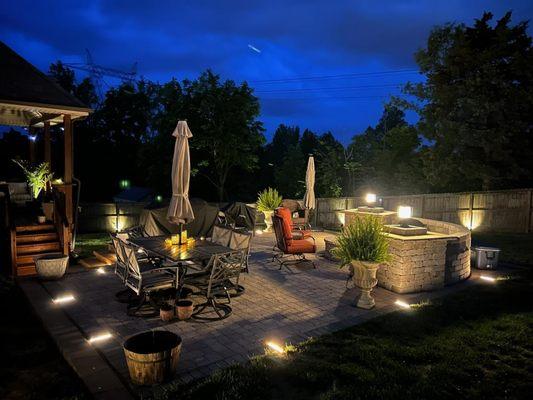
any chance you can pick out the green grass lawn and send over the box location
[74,232,110,259]
[156,271,533,400]
[0,276,89,400]
[472,232,533,266]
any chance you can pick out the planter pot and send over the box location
[263,210,274,232]
[42,201,54,221]
[35,253,69,280]
[351,260,380,309]
[37,215,46,224]
[176,299,194,320]
[160,306,174,322]
[123,330,182,385]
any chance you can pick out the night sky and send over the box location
[1,1,532,143]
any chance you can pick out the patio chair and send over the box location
[110,233,129,283]
[211,225,232,246]
[122,225,149,238]
[186,251,245,321]
[272,213,316,270]
[274,207,312,240]
[281,199,311,230]
[122,241,179,317]
[229,230,252,273]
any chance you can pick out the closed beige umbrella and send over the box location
[167,121,195,231]
[303,155,316,210]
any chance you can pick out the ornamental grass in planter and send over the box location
[256,188,282,232]
[333,216,391,309]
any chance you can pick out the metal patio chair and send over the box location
[229,230,252,273]
[122,241,180,317]
[186,251,245,321]
[211,225,232,246]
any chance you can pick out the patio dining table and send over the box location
[128,235,232,264]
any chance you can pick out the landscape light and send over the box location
[265,341,284,354]
[87,332,112,344]
[96,268,106,274]
[119,179,131,189]
[480,275,496,283]
[52,294,75,304]
[255,229,263,235]
[155,195,163,202]
[394,299,411,309]
[397,205,413,227]
[365,193,377,205]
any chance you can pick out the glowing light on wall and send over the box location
[87,332,112,343]
[265,341,284,354]
[52,294,75,304]
[480,275,496,283]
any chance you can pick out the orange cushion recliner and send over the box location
[274,207,312,240]
[273,207,315,254]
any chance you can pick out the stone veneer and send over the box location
[378,216,471,293]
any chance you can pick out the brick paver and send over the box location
[24,231,485,393]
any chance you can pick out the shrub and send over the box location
[256,188,282,212]
[333,216,391,267]
[12,160,53,199]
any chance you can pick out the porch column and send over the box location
[63,114,74,239]
[44,120,51,167]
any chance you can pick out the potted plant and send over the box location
[12,160,54,221]
[176,299,194,320]
[332,216,391,309]
[256,188,282,232]
[160,303,174,322]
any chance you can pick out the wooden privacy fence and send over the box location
[78,188,533,234]
[313,188,533,233]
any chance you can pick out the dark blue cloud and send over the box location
[1,0,532,143]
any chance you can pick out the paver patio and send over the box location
[19,231,486,397]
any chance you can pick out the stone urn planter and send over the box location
[35,253,69,280]
[351,261,380,309]
[263,210,274,232]
[176,299,194,320]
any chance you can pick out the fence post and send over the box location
[468,192,474,230]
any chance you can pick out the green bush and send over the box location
[256,188,282,212]
[333,215,391,267]
[12,160,53,199]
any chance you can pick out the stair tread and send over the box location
[16,224,54,233]
[16,232,58,243]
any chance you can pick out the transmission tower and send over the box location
[64,49,137,100]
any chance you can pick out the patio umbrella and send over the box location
[303,155,316,210]
[167,121,195,239]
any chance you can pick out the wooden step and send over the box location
[17,242,61,255]
[93,250,116,265]
[79,257,108,270]
[17,265,37,277]
[16,223,54,233]
[16,232,58,244]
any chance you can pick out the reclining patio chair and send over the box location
[185,251,245,321]
[272,213,316,270]
[122,225,149,238]
[122,241,180,317]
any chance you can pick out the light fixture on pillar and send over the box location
[365,193,377,207]
[397,206,413,228]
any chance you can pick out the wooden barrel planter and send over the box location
[123,330,182,385]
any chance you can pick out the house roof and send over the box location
[0,41,92,127]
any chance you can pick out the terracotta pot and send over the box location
[176,299,194,320]
[351,260,380,309]
[263,210,274,232]
[160,305,174,322]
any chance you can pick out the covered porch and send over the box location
[0,41,92,276]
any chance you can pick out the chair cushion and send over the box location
[287,238,316,254]
[292,229,312,239]
[275,207,294,243]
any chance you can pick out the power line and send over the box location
[250,69,419,84]
[255,83,404,93]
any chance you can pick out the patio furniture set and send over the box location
[110,224,251,321]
